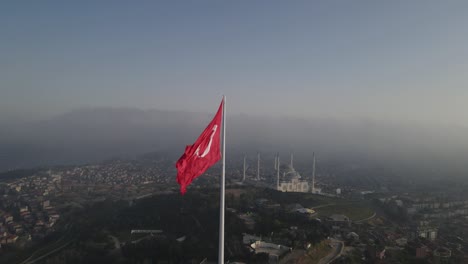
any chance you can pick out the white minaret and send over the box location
[290,153,294,170]
[312,152,316,193]
[276,155,280,190]
[257,152,260,181]
[277,152,280,170]
[242,155,246,182]
[274,153,278,170]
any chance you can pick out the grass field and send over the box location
[315,202,374,221]
[297,240,332,264]
[231,187,375,221]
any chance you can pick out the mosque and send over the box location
[275,153,319,194]
[278,163,309,193]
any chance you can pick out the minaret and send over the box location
[242,155,246,182]
[312,152,316,193]
[274,153,278,170]
[277,152,280,170]
[290,153,294,170]
[257,152,260,181]
[276,154,280,190]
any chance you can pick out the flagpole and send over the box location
[218,96,226,264]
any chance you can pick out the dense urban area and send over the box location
[0,153,467,264]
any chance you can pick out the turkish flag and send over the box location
[176,99,223,194]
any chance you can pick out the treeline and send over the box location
[57,190,250,263]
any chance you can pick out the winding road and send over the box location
[318,239,344,264]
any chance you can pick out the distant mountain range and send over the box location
[1,107,468,179]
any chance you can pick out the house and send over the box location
[326,214,351,227]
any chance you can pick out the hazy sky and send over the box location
[2,1,468,125]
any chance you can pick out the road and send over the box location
[18,224,74,264]
[109,235,121,249]
[318,239,343,264]
[108,234,124,259]
[19,237,74,264]
[354,212,376,223]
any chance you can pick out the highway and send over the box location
[18,224,74,264]
[19,237,74,264]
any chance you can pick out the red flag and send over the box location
[176,99,223,194]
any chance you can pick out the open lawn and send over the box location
[297,240,332,264]
[231,187,375,222]
[315,202,374,221]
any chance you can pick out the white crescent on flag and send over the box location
[194,125,218,158]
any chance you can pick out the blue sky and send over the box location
[2,1,468,125]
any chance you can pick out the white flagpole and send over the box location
[242,155,246,182]
[277,154,280,190]
[312,152,316,194]
[218,96,226,264]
